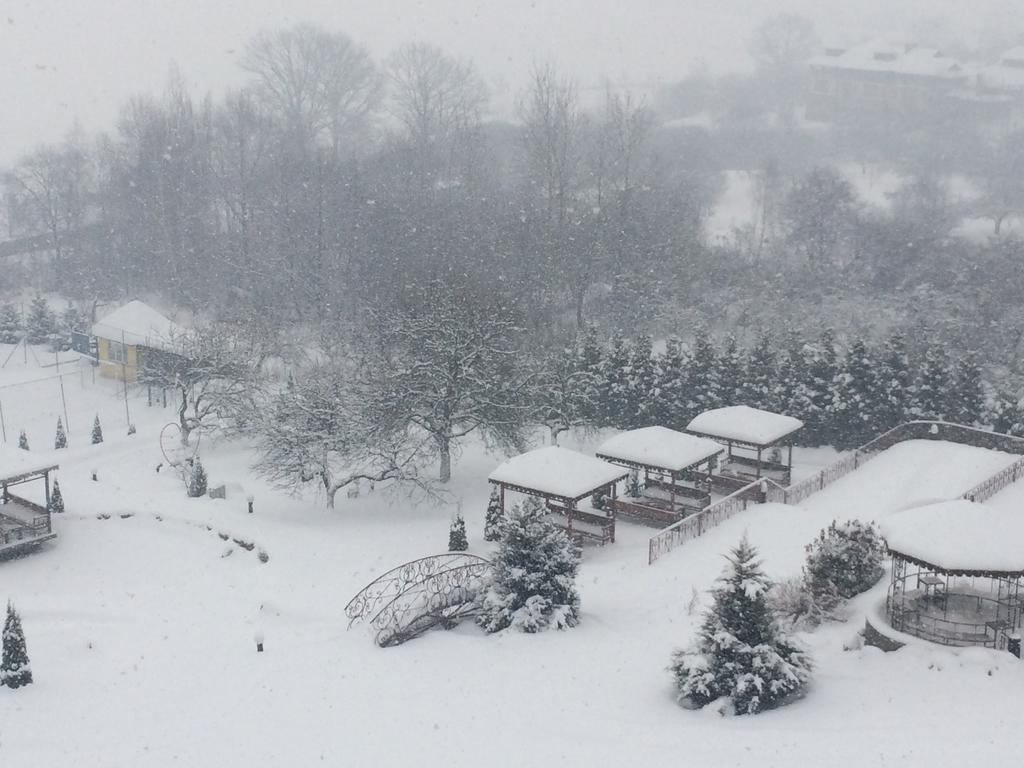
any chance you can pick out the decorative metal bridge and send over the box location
[345,553,493,647]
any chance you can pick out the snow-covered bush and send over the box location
[187,457,208,498]
[448,513,468,551]
[670,536,812,715]
[625,470,644,498]
[54,417,67,449]
[47,480,65,515]
[804,519,885,600]
[591,487,607,511]
[1,602,33,689]
[91,414,103,444]
[25,296,54,345]
[477,497,580,634]
[0,304,22,344]
[768,576,837,630]
[483,486,504,542]
[18,430,29,450]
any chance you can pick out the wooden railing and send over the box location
[647,420,1024,565]
[648,480,767,564]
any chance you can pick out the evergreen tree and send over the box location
[477,498,581,633]
[876,331,912,432]
[951,354,984,426]
[740,331,778,411]
[47,480,65,514]
[25,295,54,345]
[1,602,33,689]
[655,336,693,429]
[803,329,840,445]
[669,536,811,715]
[448,513,469,551]
[627,333,657,428]
[777,332,814,427]
[54,417,67,449]
[484,487,505,542]
[187,457,208,498]
[91,414,104,444]
[804,520,885,600]
[715,333,744,407]
[599,332,632,428]
[991,390,1024,436]
[912,343,953,420]
[18,429,29,451]
[0,304,22,344]
[688,328,721,415]
[830,338,883,449]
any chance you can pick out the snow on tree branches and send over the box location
[448,513,468,552]
[1,602,33,689]
[670,536,811,715]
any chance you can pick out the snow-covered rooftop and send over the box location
[686,406,803,446]
[0,444,59,483]
[91,300,184,350]
[881,500,1024,574]
[488,446,628,502]
[596,427,724,473]
[809,41,965,79]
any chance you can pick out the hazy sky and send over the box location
[0,0,1018,164]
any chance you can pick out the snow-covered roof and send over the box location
[488,446,628,502]
[91,300,184,350]
[0,444,59,483]
[881,500,1024,574]
[686,406,803,446]
[596,427,724,473]
[809,41,965,80]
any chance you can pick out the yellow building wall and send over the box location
[96,337,140,382]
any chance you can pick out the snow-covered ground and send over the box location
[2,349,1023,767]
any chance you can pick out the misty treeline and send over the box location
[5,19,1024,499]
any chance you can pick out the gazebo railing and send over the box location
[961,456,1024,503]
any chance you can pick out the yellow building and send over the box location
[91,300,183,382]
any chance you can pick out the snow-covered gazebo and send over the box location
[882,501,1024,650]
[686,406,803,489]
[1,445,58,555]
[595,426,724,526]
[488,446,629,545]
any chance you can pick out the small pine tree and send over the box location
[951,354,984,426]
[187,457,208,498]
[54,417,67,449]
[876,331,912,432]
[991,391,1024,436]
[484,487,504,542]
[91,414,103,444]
[0,304,22,344]
[448,514,469,551]
[25,295,54,345]
[804,520,885,600]
[1,602,33,689]
[18,429,29,451]
[47,479,65,514]
[669,536,811,715]
[912,343,953,421]
[477,498,581,633]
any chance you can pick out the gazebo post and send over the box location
[669,470,676,513]
[756,446,763,480]
[567,499,574,537]
[787,443,793,482]
[44,470,51,506]
[499,484,505,515]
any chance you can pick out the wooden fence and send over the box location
[647,420,1024,565]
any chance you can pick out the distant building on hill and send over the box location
[90,300,183,383]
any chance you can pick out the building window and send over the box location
[109,340,127,364]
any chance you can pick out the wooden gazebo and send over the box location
[686,405,803,491]
[882,501,1024,652]
[488,446,629,546]
[596,426,725,526]
[1,445,58,556]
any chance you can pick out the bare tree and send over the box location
[601,89,654,220]
[242,24,381,156]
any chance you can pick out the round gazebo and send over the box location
[881,500,1023,650]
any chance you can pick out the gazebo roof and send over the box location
[488,446,628,503]
[0,444,59,484]
[881,500,1024,576]
[596,426,724,473]
[686,406,804,448]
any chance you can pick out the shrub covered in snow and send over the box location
[54,417,67,449]
[1,602,33,689]
[448,513,468,551]
[25,295,54,345]
[187,457,208,498]
[476,497,580,634]
[483,486,504,542]
[768,576,837,630]
[18,430,29,451]
[804,519,885,600]
[47,480,65,515]
[91,414,103,444]
[670,536,811,715]
[0,304,21,344]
